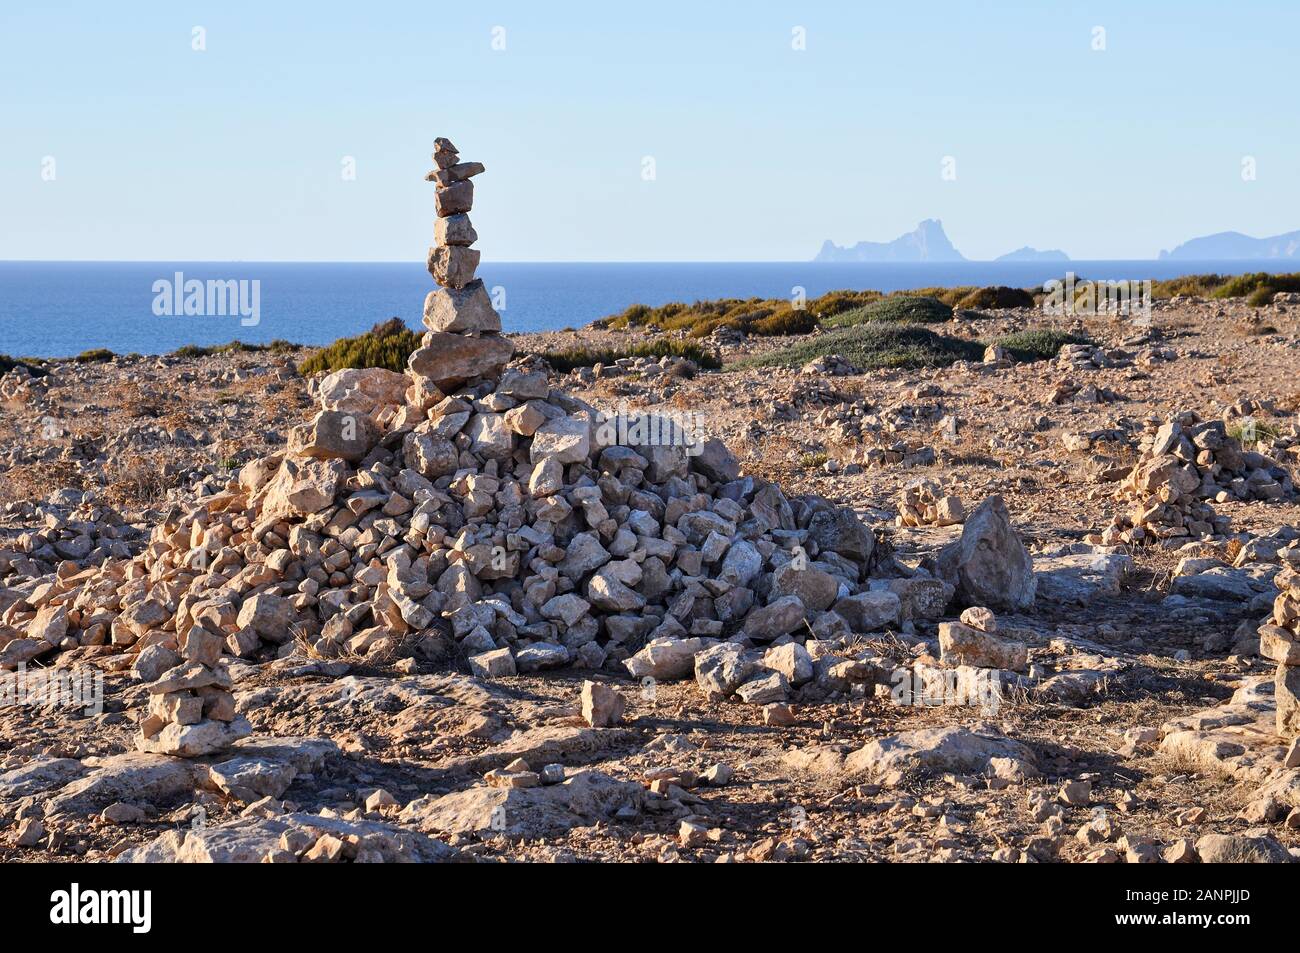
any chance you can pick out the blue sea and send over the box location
[0,260,1283,359]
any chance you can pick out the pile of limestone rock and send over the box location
[0,141,1054,774]
[896,479,965,528]
[0,364,46,403]
[815,398,871,443]
[862,442,937,470]
[1260,568,1300,738]
[1043,378,1122,406]
[1,493,144,574]
[1095,412,1293,546]
[0,142,916,760]
[1056,343,1126,371]
[568,353,697,384]
[800,354,859,377]
[136,625,251,756]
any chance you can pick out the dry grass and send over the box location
[0,460,87,503]
[101,451,179,508]
[293,622,432,675]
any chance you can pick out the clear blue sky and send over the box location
[2,1,1297,261]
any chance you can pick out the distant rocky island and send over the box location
[815,219,965,262]
[1159,228,1300,260]
[994,246,1070,262]
[814,220,1070,263]
[816,219,1300,263]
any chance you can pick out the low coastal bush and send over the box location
[736,323,983,371]
[992,329,1088,361]
[748,308,819,336]
[884,286,970,307]
[825,295,953,327]
[956,285,1036,309]
[595,286,1039,338]
[0,354,46,377]
[73,348,116,363]
[174,339,300,359]
[734,322,1083,373]
[875,285,1034,309]
[1151,272,1300,303]
[1228,419,1283,446]
[806,289,886,318]
[539,339,721,372]
[596,291,880,338]
[1150,274,1228,298]
[1205,272,1300,301]
[596,298,805,339]
[298,319,419,376]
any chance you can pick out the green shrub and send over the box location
[1211,272,1300,301]
[298,318,421,376]
[1247,287,1276,308]
[73,348,115,363]
[173,339,300,359]
[538,339,720,372]
[824,295,953,328]
[0,354,46,377]
[1151,272,1300,302]
[1228,420,1282,445]
[957,286,1036,309]
[806,289,884,318]
[597,290,881,338]
[1150,274,1227,298]
[991,329,1088,362]
[749,308,818,335]
[735,323,983,372]
[902,286,979,307]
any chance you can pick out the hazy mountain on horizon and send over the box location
[817,219,1300,263]
[815,219,966,262]
[814,221,1072,263]
[995,246,1070,262]
[1159,228,1300,260]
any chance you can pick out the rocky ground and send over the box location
[3,295,1300,864]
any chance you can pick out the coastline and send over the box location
[2,259,1292,359]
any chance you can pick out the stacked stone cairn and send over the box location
[136,618,251,756]
[1260,568,1300,738]
[1096,412,1293,546]
[409,137,515,393]
[938,606,1027,672]
[896,479,965,528]
[18,136,938,758]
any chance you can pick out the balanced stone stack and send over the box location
[938,607,1027,672]
[896,479,965,528]
[136,630,251,757]
[11,141,910,729]
[408,137,514,394]
[1096,412,1292,546]
[1260,568,1300,737]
